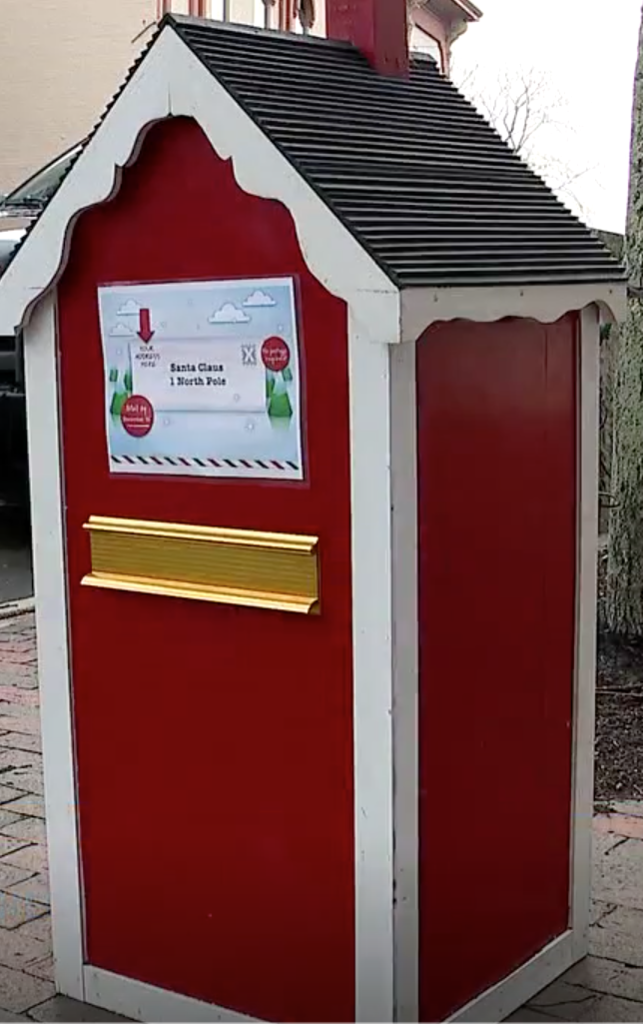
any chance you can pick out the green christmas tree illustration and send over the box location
[267,372,293,418]
[109,352,133,418]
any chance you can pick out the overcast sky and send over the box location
[453,0,641,233]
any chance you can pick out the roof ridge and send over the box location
[163,12,355,49]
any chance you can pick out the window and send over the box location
[409,25,441,63]
[254,0,269,27]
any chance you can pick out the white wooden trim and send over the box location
[401,283,626,340]
[390,342,419,1023]
[449,931,576,1023]
[570,304,600,957]
[348,313,395,1023]
[83,966,259,1022]
[25,291,85,1001]
[0,26,399,344]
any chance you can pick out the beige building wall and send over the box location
[0,0,160,195]
[0,0,282,197]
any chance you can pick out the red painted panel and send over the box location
[417,317,577,1021]
[57,118,354,1023]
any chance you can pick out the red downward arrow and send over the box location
[138,308,154,343]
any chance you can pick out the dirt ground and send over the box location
[595,548,643,802]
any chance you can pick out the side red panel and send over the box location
[58,118,354,1023]
[417,317,577,1021]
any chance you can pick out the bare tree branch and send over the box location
[449,59,595,221]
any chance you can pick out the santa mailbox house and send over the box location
[0,1,626,1021]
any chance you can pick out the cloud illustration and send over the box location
[109,322,135,337]
[209,302,250,324]
[243,290,276,308]
[116,299,141,316]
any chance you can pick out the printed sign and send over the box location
[97,278,303,479]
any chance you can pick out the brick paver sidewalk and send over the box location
[0,612,125,1023]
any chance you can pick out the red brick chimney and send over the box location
[326,0,409,77]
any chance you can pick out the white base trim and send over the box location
[83,966,260,1023]
[449,931,577,1023]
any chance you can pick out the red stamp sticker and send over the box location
[261,336,290,373]
[121,395,154,437]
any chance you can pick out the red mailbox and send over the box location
[0,8,625,1023]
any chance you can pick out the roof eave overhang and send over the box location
[448,0,483,21]
[400,280,627,341]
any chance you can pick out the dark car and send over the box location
[0,141,83,508]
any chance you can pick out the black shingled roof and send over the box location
[0,15,625,291]
[168,15,624,289]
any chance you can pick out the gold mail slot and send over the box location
[81,516,320,614]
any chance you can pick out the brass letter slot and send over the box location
[81,516,319,614]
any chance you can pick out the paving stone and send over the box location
[14,915,51,946]
[1,797,44,821]
[0,863,34,890]
[0,789,27,807]
[608,801,643,820]
[27,997,130,1022]
[0,771,44,796]
[0,736,41,755]
[590,900,618,926]
[0,720,40,739]
[505,1012,560,1022]
[580,994,643,1021]
[1,847,48,875]
[593,830,629,858]
[0,812,23,832]
[0,753,40,776]
[0,963,54,1013]
[562,955,626,994]
[0,837,33,859]
[0,1010,29,1021]
[0,706,31,719]
[593,837,643,911]
[8,875,49,906]
[0,692,38,710]
[589,905,643,966]
[0,821,46,846]
[0,926,50,971]
[23,954,54,983]
[11,677,38,692]
[0,655,36,668]
[0,673,36,691]
[529,980,599,1020]
[0,751,40,771]
[593,814,643,840]
[565,959,643,1004]
[0,892,49,930]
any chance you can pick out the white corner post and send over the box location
[390,339,419,1023]
[348,306,397,1023]
[570,303,601,958]
[25,290,85,1001]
